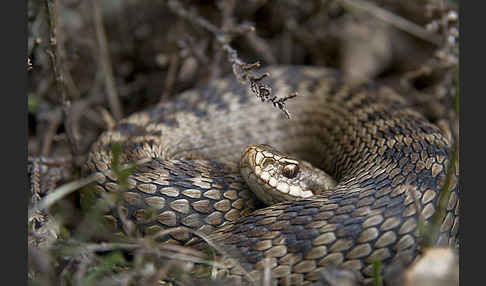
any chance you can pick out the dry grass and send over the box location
[28,0,459,285]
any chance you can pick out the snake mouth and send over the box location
[240,144,337,205]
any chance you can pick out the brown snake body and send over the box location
[86,66,459,285]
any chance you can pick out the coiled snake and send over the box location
[86,66,459,285]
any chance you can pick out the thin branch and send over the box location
[167,0,220,34]
[41,108,63,157]
[91,0,123,121]
[340,0,443,46]
[161,53,180,101]
[43,0,66,105]
[43,0,79,159]
[167,0,297,118]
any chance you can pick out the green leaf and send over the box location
[81,251,127,286]
[80,186,97,212]
[28,93,41,113]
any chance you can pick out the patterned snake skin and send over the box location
[86,66,459,285]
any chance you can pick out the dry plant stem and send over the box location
[161,53,180,100]
[168,0,296,118]
[28,158,152,217]
[427,140,458,244]
[29,174,97,218]
[244,31,277,65]
[152,226,257,285]
[180,36,209,64]
[41,108,63,157]
[150,264,174,286]
[43,0,78,158]
[340,0,443,46]
[223,45,297,118]
[91,0,123,121]
[73,254,92,286]
[64,239,223,268]
[285,19,326,65]
[43,0,66,105]
[117,203,138,237]
[209,0,234,79]
[29,247,55,284]
[262,258,272,286]
[99,107,116,130]
[27,156,72,167]
[168,0,219,34]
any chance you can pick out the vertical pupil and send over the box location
[283,164,298,178]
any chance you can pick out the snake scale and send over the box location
[86,66,459,285]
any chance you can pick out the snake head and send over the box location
[240,144,337,205]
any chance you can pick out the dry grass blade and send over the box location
[90,0,123,121]
[341,0,443,46]
[29,174,97,219]
[152,226,257,285]
[29,158,151,218]
[42,0,79,159]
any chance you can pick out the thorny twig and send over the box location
[167,0,298,119]
[225,50,298,118]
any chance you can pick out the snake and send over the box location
[85,66,459,285]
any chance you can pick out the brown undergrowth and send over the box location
[28,0,459,285]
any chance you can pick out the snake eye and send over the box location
[282,164,299,178]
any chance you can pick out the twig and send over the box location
[73,254,92,286]
[91,0,123,121]
[223,51,298,119]
[161,53,180,100]
[167,0,219,34]
[244,30,277,65]
[285,18,326,65]
[41,108,63,157]
[177,35,209,65]
[340,0,443,46]
[27,156,72,167]
[28,246,56,285]
[43,0,66,105]
[43,0,79,159]
[209,0,235,79]
[167,0,297,118]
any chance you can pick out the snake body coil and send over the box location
[86,66,459,285]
